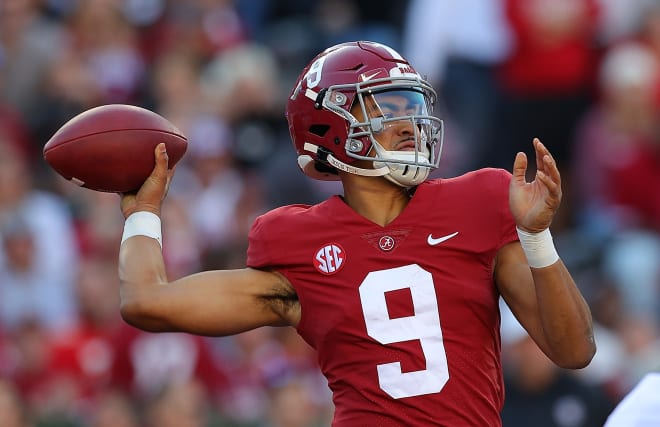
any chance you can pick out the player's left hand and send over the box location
[509,138,562,233]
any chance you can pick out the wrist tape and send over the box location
[121,211,162,249]
[516,227,559,268]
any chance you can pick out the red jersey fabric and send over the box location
[247,168,519,426]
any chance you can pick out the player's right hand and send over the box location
[120,143,174,219]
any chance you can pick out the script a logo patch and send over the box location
[313,243,345,275]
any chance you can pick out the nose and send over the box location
[391,117,416,137]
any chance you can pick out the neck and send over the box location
[340,173,411,227]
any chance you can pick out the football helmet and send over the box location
[286,41,444,187]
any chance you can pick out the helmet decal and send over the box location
[390,62,418,78]
[306,56,327,89]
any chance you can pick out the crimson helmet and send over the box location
[286,41,444,187]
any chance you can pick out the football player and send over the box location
[118,41,595,426]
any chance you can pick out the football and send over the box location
[43,104,188,193]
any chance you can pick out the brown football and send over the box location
[43,104,187,193]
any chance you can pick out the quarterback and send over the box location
[118,41,595,426]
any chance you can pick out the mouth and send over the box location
[395,139,416,151]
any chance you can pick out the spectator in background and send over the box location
[143,379,212,427]
[34,0,146,148]
[265,378,332,427]
[500,304,614,427]
[402,0,513,173]
[0,378,33,427]
[148,50,205,137]
[110,324,230,407]
[492,0,600,175]
[72,191,127,259]
[88,389,140,427]
[161,0,248,62]
[64,0,146,105]
[311,0,404,51]
[637,0,660,59]
[1,321,68,426]
[571,42,660,325]
[0,136,79,425]
[0,104,35,163]
[210,327,329,425]
[572,42,660,236]
[47,257,125,405]
[159,195,202,279]
[199,42,325,206]
[0,216,76,332]
[167,114,261,269]
[595,0,652,46]
[0,138,79,333]
[611,314,660,391]
[0,0,67,134]
[205,43,336,206]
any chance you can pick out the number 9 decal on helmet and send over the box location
[286,41,444,187]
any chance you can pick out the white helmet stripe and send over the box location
[380,44,405,61]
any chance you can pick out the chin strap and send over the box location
[303,143,389,177]
[371,141,431,187]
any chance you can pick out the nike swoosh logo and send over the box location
[361,71,381,82]
[427,232,459,246]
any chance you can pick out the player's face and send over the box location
[351,90,427,152]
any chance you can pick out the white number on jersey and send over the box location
[359,264,449,399]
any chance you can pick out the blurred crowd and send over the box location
[0,0,659,426]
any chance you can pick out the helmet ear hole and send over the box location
[309,124,330,137]
[314,161,338,175]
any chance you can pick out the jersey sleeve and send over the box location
[490,168,519,248]
[246,204,312,270]
[246,212,272,269]
[460,168,518,250]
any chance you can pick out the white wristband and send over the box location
[516,227,559,268]
[121,211,162,249]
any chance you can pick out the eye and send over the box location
[407,104,422,115]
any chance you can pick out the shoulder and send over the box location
[251,204,313,230]
[250,200,332,236]
[247,199,339,267]
[422,168,517,242]
[446,168,511,185]
[420,168,512,196]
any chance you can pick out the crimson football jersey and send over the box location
[247,168,519,426]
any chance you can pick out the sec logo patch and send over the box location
[314,243,345,275]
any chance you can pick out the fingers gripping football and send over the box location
[120,144,174,219]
